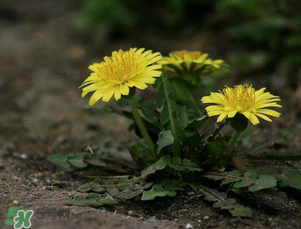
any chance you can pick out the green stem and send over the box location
[129,99,156,158]
[228,130,240,156]
[187,90,203,116]
[162,75,177,138]
[162,74,181,157]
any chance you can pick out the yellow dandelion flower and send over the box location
[80,48,162,106]
[159,50,224,77]
[201,84,282,125]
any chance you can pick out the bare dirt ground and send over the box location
[1,1,301,228]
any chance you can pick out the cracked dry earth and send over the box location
[1,0,301,229]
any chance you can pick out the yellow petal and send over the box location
[256,113,272,122]
[102,86,116,102]
[228,110,238,118]
[217,112,228,122]
[89,89,104,106]
[114,87,121,100]
[207,110,224,117]
[257,109,281,117]
[120,84,130,95]
[243,112,259,125]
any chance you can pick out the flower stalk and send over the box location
[128,98,156,158]
[228,130,240,156]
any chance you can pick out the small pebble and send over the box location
[13,200,19,205]
[187,191,194,196]
[128,210,134,216]
[20,154,28,159]
[13,176,18,181]
[42,186,47,190]
[186,223,193,229]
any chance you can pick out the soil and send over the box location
[1,1,301,229]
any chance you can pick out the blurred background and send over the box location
[0,1,301,227]
[0,0,301,152]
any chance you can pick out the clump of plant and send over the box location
[49,48,301,218]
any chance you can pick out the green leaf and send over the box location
[47,153,70,168]
[186,116,208,129]
[200,185,252,218]
[204,170,277,192]
[156,83,165,108]
[160,73,182,142]
[77,182,106,193]
[156,130,174,154]
[85,156,106,167]
[65,195,118,207]
[138,101,159,124]
[48,152,114,169]
[278,169,301,190]
[77,183,92,192]
[248,175,277,192]
[141,155,171,178]
[90,182,106,193]
[180,127,202,161]
[128,142,154,168]
[169,157,202,172]
[141,179,186,201]
[172,78,203,117]
[141,185,177,200]
[115,182,153,200]
[68,153,89,168]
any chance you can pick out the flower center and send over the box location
[100,51,139,84]
[222,85,256,112]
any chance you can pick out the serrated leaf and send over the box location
[128,142,154,168]
[156,130,174,154]
[68,153,89,168]
[65,194,118,207]
[87,193,99,199]
[115,182,153,200]
[141,155,171,178]
[278,169,301,190]
[200,185,252,218]
[169,157,202,172]
[171,78,202,115]
[186,115,208,129]
[248,175,277,192]
[90,182,106,193]
[156,83,165,108]
[180,127,202,161]
[77,183,92,192]
[47,154,70,168]
[142,185,177,200]
[85,156,106,167]
[205,170,277,192]
[141,179,186,201]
